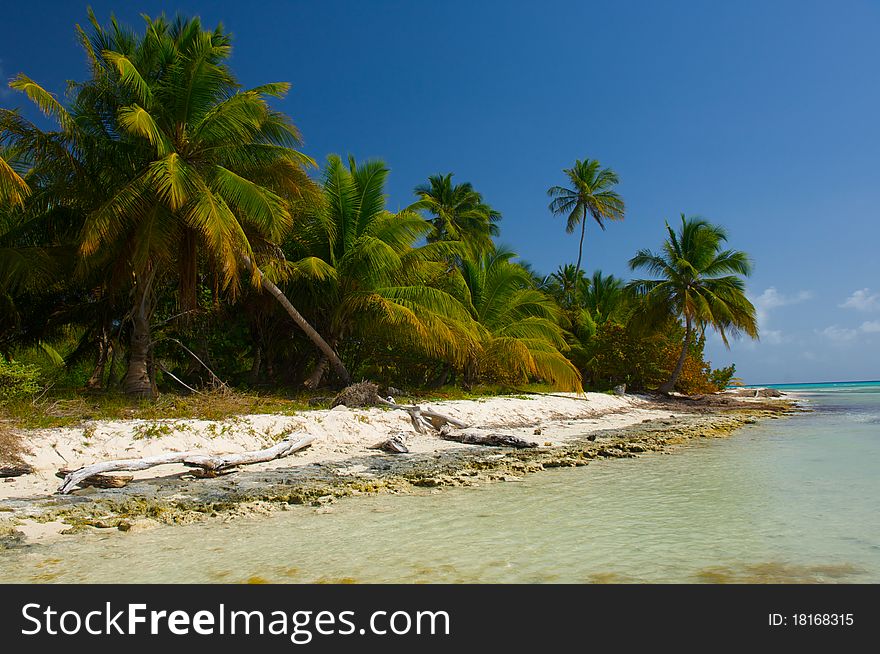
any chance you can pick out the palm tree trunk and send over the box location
[85,324,110,390]
[122,271,157,399]
[575,216,586,277]
[304,354,330,388]
[242,256,351,386]
[249,344,262,385]
[660,316,692,394]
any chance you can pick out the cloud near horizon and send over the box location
[840,288,880,312]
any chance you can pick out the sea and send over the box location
[1,381,878,583]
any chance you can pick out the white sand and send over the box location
[2,392,677,503]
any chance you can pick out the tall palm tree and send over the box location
[285,155,478,387]
[6,13,346,396]
[547,159,625,277]
[460,248,581,391]
[412,173,500,257]
[627,215,758,393]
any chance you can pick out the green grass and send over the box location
[0,388,322,430]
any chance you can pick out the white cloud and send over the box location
[820,325,859,344]
[818,321,880,344]
[752,287,812,321]
[750,287,812,344]
[840,288,880,312]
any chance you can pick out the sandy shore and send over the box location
[0,391,794,545]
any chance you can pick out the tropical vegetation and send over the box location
[0,11,757,413]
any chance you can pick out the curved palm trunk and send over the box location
[575,216,586,277]
[660,316,692,394]
[242,257,350,386]
[122,272,157,399]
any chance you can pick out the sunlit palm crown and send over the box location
[627,215,758,345]
[461,248,582,391]
[3,12,315,308]
[547,159,625,234]
[412,173,500,257]
[284,155,479,365]
[580,271,630,326]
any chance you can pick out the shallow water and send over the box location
[2,383,879,583]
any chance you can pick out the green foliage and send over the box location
[547,158,625,274]
[0,11,750,406]
[412,173,500,258]
[460,249,582,391]
[0,359,41,403]
[709,364,737,390]
[628,215,758,392]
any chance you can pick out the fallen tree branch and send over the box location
[375,396,469,432]
[331,382,470,434]
[57,434,315,494]
[439,425,537,449]
[156,364,203,395]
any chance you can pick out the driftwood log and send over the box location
[370,434,410,454]
[55,469,133,489]
[376,396,469,434]
[57,434,315,494]
[439,425,537,449]
[331,382,469,434]
[0,463,34,478]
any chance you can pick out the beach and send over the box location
[0,391,792,547]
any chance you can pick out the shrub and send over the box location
[0,359,42,404]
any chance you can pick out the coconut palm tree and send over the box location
[627,215,758,394]
[6,13,346,396]
[459,248,581,391]
[285,155,478,387]
[546,264,586,313]
[580,270,630,326]
[547,159,625,277]
[412,173,500,258]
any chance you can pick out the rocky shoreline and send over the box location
[0,394,797,547]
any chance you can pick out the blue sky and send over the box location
[2,1,878,383]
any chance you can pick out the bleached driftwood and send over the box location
[330,382,469,435]
[375,396,469,434]
[57,434,315,494]
[369,434,410,454]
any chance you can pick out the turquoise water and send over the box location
[745,380,880,391]
[1,383,879,583]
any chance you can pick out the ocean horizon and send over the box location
[744,380,880,390]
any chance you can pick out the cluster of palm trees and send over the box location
[0,12,758,399]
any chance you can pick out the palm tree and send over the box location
[547,159,625,277]
[627,215,758,394]
[546,263,586,313]
[580,270,630,326]
[6,13,347,396]
[412,173,500,257]
[285,155,478,387]
[460,249,581,391]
